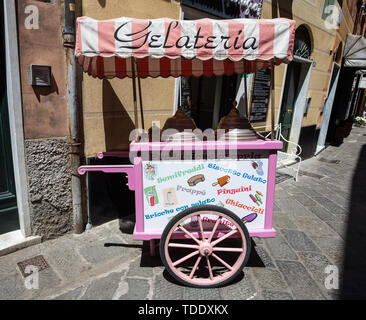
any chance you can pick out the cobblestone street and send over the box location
[1,126,365,300]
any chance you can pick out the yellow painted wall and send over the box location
[258,0,359,136]
[257,0,341,133]
[82,0,181,157]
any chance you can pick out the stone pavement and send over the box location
[0,126,365,300]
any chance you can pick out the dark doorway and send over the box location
[0,4,19,234]
[278,61,302,151]
[184,74,238,131]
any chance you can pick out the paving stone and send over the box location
[0,244,43,275]
[272,202,282,213]
[312,196,348,215]
[263,234,298,261]
[297,252,338,292]
[325,193,349,209]
[80,271,125,300]
[261,290,293,300]
[280,229,320,252]
[126,258,154,279]
[53,287,83,300]
[220,271,257,300]
[308,236,344,266]
[42,238,91,281]
[252,245,275,268]
[301,186,326,199]
[252,268,287,290]
[292,193,318,207]
[275,198,314,218]
[326,221,348,239]
[292,217,337,237]
[308,206,340,223]
[152,273,184,300]
[183,287,221,300]
[119,278,150,300]
[272,215,297,229]
[276,260,326,300]
[35,267,62,291]
[78,235,129,265]
[0,273,28,299]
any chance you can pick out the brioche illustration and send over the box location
[187,174,205,186]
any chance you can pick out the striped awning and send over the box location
[75,17,296,78]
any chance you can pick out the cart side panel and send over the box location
[264,151,278,231]
[139,153,273,236]
[134,157,144,233]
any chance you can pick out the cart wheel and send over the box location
[160,205,251,288]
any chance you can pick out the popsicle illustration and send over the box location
[256,191,263,197]
[212,175,230,187]
[249,194,260,206]
[255,194,263,204]
[242,213,258,223]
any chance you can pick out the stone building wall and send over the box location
[25,138,73,238]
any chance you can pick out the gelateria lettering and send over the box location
[208,163,241,176]
[242,172,267,184]
[157,164,204,183]
[225,199,265,214]
[114,21,259,50]
[217,185,252,196]
[177,185,206,196]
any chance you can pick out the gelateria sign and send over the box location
[114,20,259,51]
[76,17,295,77]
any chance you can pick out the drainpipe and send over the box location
[63,0,84,234]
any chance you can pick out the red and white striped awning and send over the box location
[75,17,295,78]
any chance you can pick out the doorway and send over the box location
[181,74,238,131]
[0,4,19,234]
[278,61,302,151]
[316,62,341,154]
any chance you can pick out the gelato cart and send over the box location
[75,16,295,287]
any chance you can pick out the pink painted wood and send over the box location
[97,151,130,159]
[78,138,282,241]
[78,164,136,190]
[130,139,282,152]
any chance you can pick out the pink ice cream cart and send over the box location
[76,16,295,288]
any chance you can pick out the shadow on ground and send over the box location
[340,144,366,299]
[103,237,266,288]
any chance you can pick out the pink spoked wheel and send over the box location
[160,205,251,288]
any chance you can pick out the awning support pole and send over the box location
[131,57,139,128]
[270,60,275,140]
[135,60,145,130]
[243,64,249,119]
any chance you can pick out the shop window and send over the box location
[294,25,313,59]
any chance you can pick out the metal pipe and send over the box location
[63,0,84,233]
[243,64,249,119]
[270,61,275,140]
[136,61,145,130]
[131,57,139,128]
